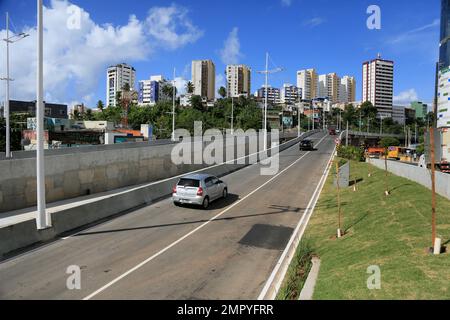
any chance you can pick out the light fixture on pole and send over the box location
[1,12,29,158]
[257,52,283,150]
[36,0,51,229]
[171,68,176,141]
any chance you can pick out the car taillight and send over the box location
[197,187,203,196]
[172,186,177,194]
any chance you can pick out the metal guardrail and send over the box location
[347,130,404,139]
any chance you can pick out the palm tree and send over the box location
[96,100,104,111]
[218,86,227,99]
[186,81,194,94]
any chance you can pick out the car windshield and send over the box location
[177,178,200,187]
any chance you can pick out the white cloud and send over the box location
[388,19,440,45]
[303,17,325,28]
[394,89,419,105]
[219,27,242,65]
[145,5,204,50]
[174,77,187,96]
[281,0,292,7]
[0,0,203,106]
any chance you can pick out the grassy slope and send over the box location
[305,160,450,300]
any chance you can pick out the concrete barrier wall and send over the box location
[0,132,281,213]
[369,159,450,200]
[0,131,319,258]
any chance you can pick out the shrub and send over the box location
[337,145,365,162]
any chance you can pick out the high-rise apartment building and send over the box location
[438,0,450,128]
[226,64,251,98]
[257,85,281,104]
[317,73,340,103]
[280,84,300,104]
[106,63,136,107]
[362,55,394,117]
[339,76,356,103]
[138,75,171,106]
[297,69,318,100]
[192,60,216,101]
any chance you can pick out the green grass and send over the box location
[286,160,450,300]
[276,239,314,300]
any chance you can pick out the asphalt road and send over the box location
[0,131,335,300]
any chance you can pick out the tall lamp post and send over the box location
[1,12,29,158]
[257,52,283,150]
[171,68,176,141]
[36,0,51,229]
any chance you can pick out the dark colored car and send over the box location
[299,139,314,151]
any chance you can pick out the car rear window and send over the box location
[177,178,200,187]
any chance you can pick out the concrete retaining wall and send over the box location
[0,131,318,258]
[369,158,450,200]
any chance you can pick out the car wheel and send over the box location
[174,202,181,207]
[223,188,228,199]
[202,197,209,209]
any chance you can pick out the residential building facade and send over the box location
[226,64,251,98]
[339,76,356,103]
[280,84,301,104]
[138,75,171,106]
[257,85,281,104]
[192,60,216,101]
[318,73,340,103]
[362,54,394,118]
[297,69,318,100]
[106,63,136,107]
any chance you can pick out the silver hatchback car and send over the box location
[172,174,228,209]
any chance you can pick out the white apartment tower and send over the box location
[362,55,394,117]
[192,60,216,101]
[280,84,300,104]
[226,64,251,98]
[106,63,136,107]
[297,69,318,100]
[339,76,356,103]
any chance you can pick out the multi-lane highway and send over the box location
[0,131,335,300]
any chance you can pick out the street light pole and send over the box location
[36,0,51,229]
[2,13,29,158]
[172,68,176,141]
[264,53,268,150]
[231,96,234,135]
[5,12,10,158]
[257,52,283,150]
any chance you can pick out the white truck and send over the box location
[425,128,450,173]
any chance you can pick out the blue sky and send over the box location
[0,0,440,107]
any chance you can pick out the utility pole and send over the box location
[1,12,29,158]
[36,0,51,229]
[5,12,10,158]
[359,109,362,134]
[257,52,283,150]
[346,121,349,146]
[171,68,176,141]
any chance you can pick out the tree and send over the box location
[186,81,194,94]
[360,101,377,131]
[342,104,357,127]
[96,100,104,111]
[122,83,131,92]
[190,95,204,111]
[218,86,227,99]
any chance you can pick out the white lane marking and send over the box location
[82,133,329,300]
[257,133,340,300]
[0,132,318,265]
